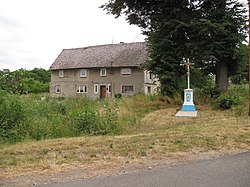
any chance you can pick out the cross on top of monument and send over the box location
[180,58,194,89]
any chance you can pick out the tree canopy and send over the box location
[0,68,50,94]
[102,0,247,94]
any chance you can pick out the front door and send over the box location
[100,85,106,98]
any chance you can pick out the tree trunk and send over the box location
[248,0,250,116]
[216,61,228,92]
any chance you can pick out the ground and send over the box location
[0,106,249,186]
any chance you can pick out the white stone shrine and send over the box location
[175,58,197,117]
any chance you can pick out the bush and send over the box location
[70,99,119,135]
[71,106,101,135]
[0,94,27,143]
[216,94,239,109]
[215,85,247,110]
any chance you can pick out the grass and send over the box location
[0,101,249,180]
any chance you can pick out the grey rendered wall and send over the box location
[50,67,145,98]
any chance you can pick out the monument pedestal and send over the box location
[176,89,197,117]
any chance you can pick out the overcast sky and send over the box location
[0,0,145,71]
[0,0,247,71]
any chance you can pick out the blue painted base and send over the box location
[181,104,196,111]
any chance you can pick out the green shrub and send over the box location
[115,93,122,98]
[0,94,27,143]
[70,99,120,135]
[215,85,248,110]
[71,106,101,135]
[216,94,239,109]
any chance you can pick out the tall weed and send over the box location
[0,92,27,143]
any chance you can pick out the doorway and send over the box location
[100,85,107,98]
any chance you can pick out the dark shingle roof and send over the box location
[50,42,147,70]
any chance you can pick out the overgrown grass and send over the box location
[0,86,249,181]
[0,93,169,143]
[0,93,123,143]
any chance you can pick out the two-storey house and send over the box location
[50,42,159,98]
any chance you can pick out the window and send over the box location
[121,68,131,75]
[147,86,152,94]
[94,84,99,93]
[149,72,153,80]
[55,85,61,94]
[121,85,134,93]
[100,68,106,77]
[76,85,88,93]
[108,84,111,93]
[80,69,87,77]
[59,70,64,78]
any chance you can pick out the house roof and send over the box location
[50,42,147,70]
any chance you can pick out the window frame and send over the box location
[121,68,131,75]
[108,84,111,93]
[100,68,107,77]
[76,85,88,93]
[94,84,99,94]
[59,70,64,78]
[55,85,61,94]
[149,72,153,80]
[121,84,134,93]
[80,69,87,78]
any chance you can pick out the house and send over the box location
[50,42,159,98]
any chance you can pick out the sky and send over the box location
[0,0,248,71]
[0,0,145,71]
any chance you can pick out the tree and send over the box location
[102,0,247,93]
[230,44,249,84]
[197,0,247,91]
[0,68,50,94]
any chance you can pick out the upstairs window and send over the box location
[100,68,106,77]
[80,69,87,77]
[76,85,88,93]
[121,68,131,75]
[59,70,64,78]
[149,72,153,80]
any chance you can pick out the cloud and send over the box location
[0,0,145,71]
[0,14,20,29]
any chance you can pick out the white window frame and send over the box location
[100,68,107,77]
[94,84,99,93]
[121,85,134,93]
[80,69,87,78]
[121,68,131,75]
[76,85,88,93]
[108,84,111,93]
[149,72,153,80]
[55,85,61,94]
[59,70,64,78]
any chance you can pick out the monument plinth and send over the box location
[181,89,196,111]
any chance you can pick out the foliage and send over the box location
[0,95,122,143]
[215,85,248,110]
[0,89,247,144]
[102,0,247,94]
[0,92,27,143]
[0,68,50,94]
[230,44,249,84]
